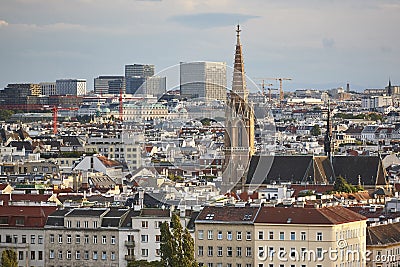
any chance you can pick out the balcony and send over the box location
[125,254,135,261]
[124,240,135,247]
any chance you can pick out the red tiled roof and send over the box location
[97,155,122,167]
[0,206,57,228]
[0,194,52,206]
[0,184,9,191]
[255,206,367,225]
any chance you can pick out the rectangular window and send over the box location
[217,231,223,240]
[279,232,284,240]
[269,231,274,240]
[67,234,71,244]
[93,221,98,228]
[49,250,54,259]
[198,246,204,256]
[50,234,54,243]
[38,235,43,244]
[38,251,43,261]
[58,250,62,259]
[111,251,116,260]
[208,230,213,240]
[217,246,223,257]
[93,235,98,244]
[111,235,116,244]
[246,247,252,257]
[76,234,80,244]
[141,235,148,243]
[76,250,80,260]
[93,251,98,260]
[227,231,233,240]
[84,221,89,228]
[290,232,295,240]
[102,235,107,244]
[227,247,232,257]
[58,234,62,243]
[198,230,204,240]
[237,231,242,240]
[258,246,265,258]
[141,249,148,257]
[246,231,251,240]
[142,221,148,228]
[76,220,80,228]
[258,231,264,240]
[301,231,306,241]
[317,232,323,241]
[208,246,213,257]
[30,251,35,260]
[84,235,89,244]
[66,250,71,259]
[237,247,242,257]
[156,235,161,242]
[30,235,35,244]
[317,248,322,259]
[102,251,107,260]
[22,235,27,243]
[84,251,89,260]
[66,220,71,228]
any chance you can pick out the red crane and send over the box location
[52,106,78,135]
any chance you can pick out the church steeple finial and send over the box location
[236,24,241,40]
[232,24,248,100]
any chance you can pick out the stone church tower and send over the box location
[222,25,255,193]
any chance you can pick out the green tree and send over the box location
[310,124,321,136]
[182,228,196,267]
[1,249,18,267]
[128,260,162,267]
[0,110,14,121]
[333,176,362,193]
[160,213,197,267]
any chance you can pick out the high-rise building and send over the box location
[124,64,166,97]
[125,64,154,78]
[0,83,45,109]
[56,79,86,96]
[40,82,57,96]
[94,76,125,95]
[180,61,227,101]
[222,25,255,193]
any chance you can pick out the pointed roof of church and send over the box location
[232,24,248,100]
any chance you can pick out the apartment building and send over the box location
[195,205,367,267]
[366,222,400,267]
[0,206,57,267]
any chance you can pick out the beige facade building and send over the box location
[195,205,367,267]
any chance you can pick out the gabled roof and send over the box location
[7,141,32,151]
[66,208,108,217]
[101,208,130,228]
[367,222,400,246]
[255,206,366,225]
[196,206,259,223]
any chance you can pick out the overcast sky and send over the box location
[0,0,399,92]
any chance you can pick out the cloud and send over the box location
[322,37,335,48]
[0,20,9,27]
[169,12,260,29]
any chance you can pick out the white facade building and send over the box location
[56,79,87,96]
[39,82,57,96]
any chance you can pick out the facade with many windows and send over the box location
[195,205,367,267]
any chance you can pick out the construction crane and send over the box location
[52,106,78,135]
[258,78,292,101]
[258,80,278,102]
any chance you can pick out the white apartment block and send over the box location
[56,79,87,96]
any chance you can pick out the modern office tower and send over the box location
[0,83,43,108]
[124,64,166,97]
[125,64,154,78]
[40,82,57,96]
[94,76,125,95]
[56,79,86,96]
[125,64,155,95]
[179,61,227,101]
[137,76,166,98]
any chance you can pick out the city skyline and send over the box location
[0,0,399,92]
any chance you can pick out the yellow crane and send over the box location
[259,78,292,101]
